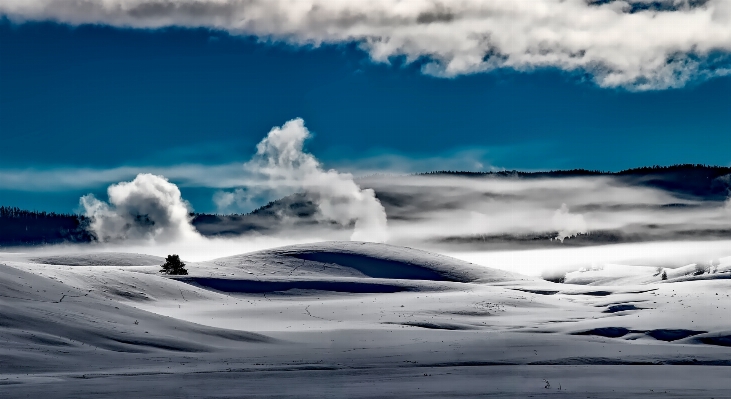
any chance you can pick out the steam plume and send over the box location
[80,173,200,243]
[219,118,388,242]
[552,203,588,242]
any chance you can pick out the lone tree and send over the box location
[160,254,188,275]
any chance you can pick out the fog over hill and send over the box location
[3,164,730,249]
[194,164,731,249]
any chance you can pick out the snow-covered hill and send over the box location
[2,241,731,397]
[191,241,530,282]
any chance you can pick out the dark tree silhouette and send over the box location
[160,254,188,275]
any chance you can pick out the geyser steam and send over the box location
[218,118,389,242]
[552,203,588,242]
[80,173,199,243]
[79,119,387,244]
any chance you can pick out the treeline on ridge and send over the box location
[418,164,731,199]
[0,206,93,246]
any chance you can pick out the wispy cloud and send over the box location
[0,148,515,192]
[2,0,730,89]
[333,141,557,176]
[0,164,247,191]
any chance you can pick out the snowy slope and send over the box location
[191,241,529,282]
[1,242,731,397]
[562,256,731,286]
[30,252,165,266]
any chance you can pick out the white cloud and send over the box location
[1,0,730,89]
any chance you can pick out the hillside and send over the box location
[2,241,731,397]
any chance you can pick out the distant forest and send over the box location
[0,206,93,246]
[418,164,731,200]
[1,164,729,246]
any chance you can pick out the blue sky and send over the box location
[1,10,730,213]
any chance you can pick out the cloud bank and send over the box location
[2,0,731,89]
[0,164,250,192]
[217,118,388,242]
[356,173,731,248]
[80,173,200,243]
[0,149,508,192]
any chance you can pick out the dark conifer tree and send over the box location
[159,254,188,275]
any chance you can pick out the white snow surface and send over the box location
[31,252,166,266]
[1,241,731,397]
